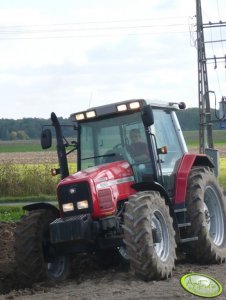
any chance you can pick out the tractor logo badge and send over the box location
[181,273,222,298]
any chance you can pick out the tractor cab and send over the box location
[72,99,187,196]
[41,99,187,200]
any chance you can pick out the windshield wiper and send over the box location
[81,153,116,161]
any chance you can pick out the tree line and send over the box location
[176,107,221,131]
[0,107,222,140]
[0,117,75,140]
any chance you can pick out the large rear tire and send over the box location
[123,191,176,281]
[14,209,70,283]
[185,167,226,263]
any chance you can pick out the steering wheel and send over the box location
[115,145,135,165]
[113,143,123,149]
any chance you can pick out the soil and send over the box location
[0,151,75,164]
[1,223,226,300]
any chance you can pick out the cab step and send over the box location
[180,237,198,243]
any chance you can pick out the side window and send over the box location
[152,110,183,174]
[80,126,94,169]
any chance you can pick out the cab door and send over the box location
[151,109,187,196]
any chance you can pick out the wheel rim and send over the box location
[118,246,129,260]
[47,256,67,279]
[152,210,169,262]
[204,185,224,246]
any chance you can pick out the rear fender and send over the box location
[23,202,60,216]
[174,153,214,206]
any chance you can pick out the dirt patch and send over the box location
[1,222,226,300]
[0,151,75,165]
[0,222,20,294]
[1,145,226,166]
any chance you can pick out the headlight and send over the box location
[129,101,140,109]
[75,113,85,121]
[117,104,127,112]
[77,200,89,210]
[62,203,74,212]
[86,110,96,118]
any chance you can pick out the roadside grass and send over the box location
[0,206,24,222]
[219,158,226,190]
[0,195,56,203]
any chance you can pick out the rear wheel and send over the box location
[14,209,70,283]
[185,167,226,263]
[123,191,176,280]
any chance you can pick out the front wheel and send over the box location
[123,191,176,281]
[185,167,226,263]
[14,209,71,283]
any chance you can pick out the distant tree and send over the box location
[17,130,29,140]
[9,131,17,140]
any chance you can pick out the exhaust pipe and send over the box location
[51,112,69,179]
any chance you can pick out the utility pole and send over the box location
[196,0,226,154]
[196,0,213,153]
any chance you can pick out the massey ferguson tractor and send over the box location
[14,99,226,283]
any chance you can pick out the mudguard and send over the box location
[174,153,214,205]
[23,202,59,215]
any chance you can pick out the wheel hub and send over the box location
[151,210,169,262]
[204,185,224,246]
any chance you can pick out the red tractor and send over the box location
[14,99,226,282]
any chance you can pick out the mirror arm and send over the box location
[66,147,77,156]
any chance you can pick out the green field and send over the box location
[1,130,226,152]
[0,139,57,152]
[0,140,42,152]
[183,130,226,146]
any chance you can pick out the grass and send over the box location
[0,140,43,153]
[0,206,24,222]
[0,195,56,203]
[219,158,226,190]
[183,130,226,147]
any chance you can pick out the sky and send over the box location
[0,0,225,119]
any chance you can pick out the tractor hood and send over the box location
[60,160,134,185]
[57,160,136,219]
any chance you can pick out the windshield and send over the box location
[79,112,150,171]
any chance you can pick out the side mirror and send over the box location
[41,129,52,149]
[141,105,154,128]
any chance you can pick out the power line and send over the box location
[0,30,189,41]
[0,23,188,35]
[0,16,187,29]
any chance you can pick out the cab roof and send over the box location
[71,99,184,122]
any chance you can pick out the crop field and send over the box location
[0,131,226,204]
